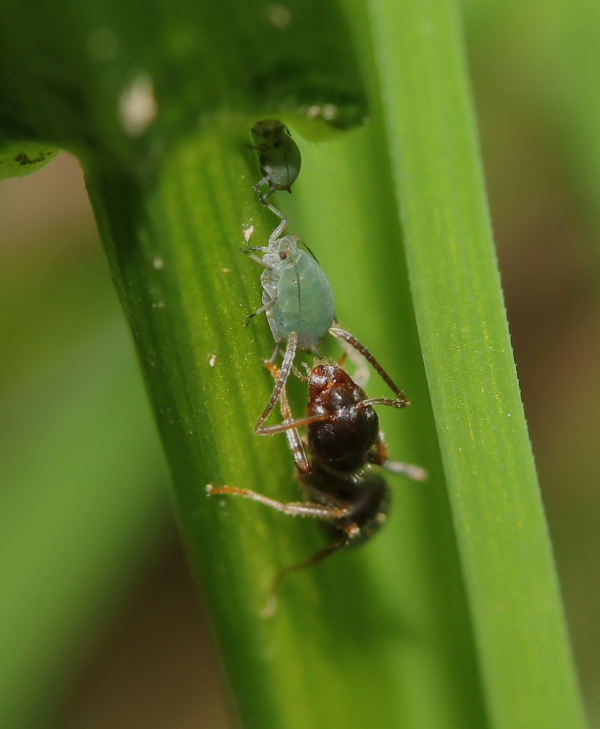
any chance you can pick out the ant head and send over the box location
[307,362,379,471]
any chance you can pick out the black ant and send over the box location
[207,331,426,616]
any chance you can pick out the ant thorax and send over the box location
[306,363,380,473]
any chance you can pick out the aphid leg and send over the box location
[254,176,276,203]
[255,332,297,430]
[329,327,410,406]
[241,248,273,268]
[261,536,351,619]
[246,296,276,326]
[265,201,288,244]
[263,360,311,475]
[368,431,428,482]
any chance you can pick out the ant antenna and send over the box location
[329,328,409,406]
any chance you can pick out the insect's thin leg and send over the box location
[265,201,288,243]
[254,176,275,203]
[261,536,351,619]
[206,484,351,518]
[355,397,410,411]
[292,364,309,381]
[383,461,428,481]
[329,327,409,405]
[256,412,332,436]
[255,332,297,430]
[368,431,428,482]
[264,360,310,475]
[268,343,280,364]
[241,248,273,267]
[246,297,276,326]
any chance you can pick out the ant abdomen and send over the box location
[305,466,390,546]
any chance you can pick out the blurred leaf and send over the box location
[365,0,586,726]
[0,235,171,728]
[0,142,61,180]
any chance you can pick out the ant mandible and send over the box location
[208,331,426,616]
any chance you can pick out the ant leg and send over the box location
[329,328,410,405]
[256,412,332,436]
[206,484,351,519]
[355,397,410,411]
[383,460,428,481]
[261,536,351,619]
[368,431,428,482]
[255,332,297,430]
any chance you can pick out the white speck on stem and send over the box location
[153,257,164,270]
[222,267,230,274]
[88,28,120,62]
[209,355,217,367]
[265,4,292,29]
[243,225,255,243]
[119,74,158,136]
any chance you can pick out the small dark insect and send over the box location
[208,334,426,616]
[250,119,302,203]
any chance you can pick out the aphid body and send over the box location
[260,234,335,351]
[251,119,302,201]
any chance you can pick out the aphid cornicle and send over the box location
[208,331,426,616]
[251,119,302,202]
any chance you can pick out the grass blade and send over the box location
[365,0,587,726]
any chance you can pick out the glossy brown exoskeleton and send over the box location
[208,331,426,616]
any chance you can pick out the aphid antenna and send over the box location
[329,327,409,405]
[297,238,320,265]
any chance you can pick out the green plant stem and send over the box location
[86,120,414,728]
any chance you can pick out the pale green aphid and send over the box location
[251,119,302,202]
[246,231,335,352]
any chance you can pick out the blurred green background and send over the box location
[1,1,600,727]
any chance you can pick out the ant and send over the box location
[207,331,426,616]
